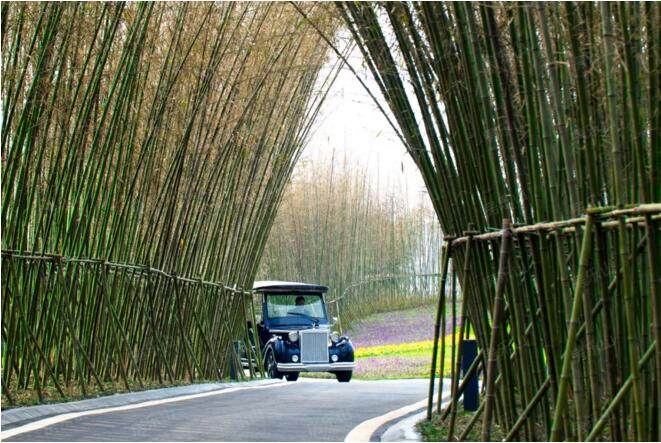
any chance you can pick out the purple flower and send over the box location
[348,304,461,348]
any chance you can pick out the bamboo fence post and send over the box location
[482,219,512,440]
[644,215,661,428]
[440,350,484,421]
[427,241,452,420]
[437,273,448,409]
[438,264,457,413]
[505,377,552,441]
[458,401,485,441]
[448,228,475,441]
[585,341,657,441]
[551,215,594,440]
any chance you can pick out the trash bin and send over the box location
[462,339,479,411]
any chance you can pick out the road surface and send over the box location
[5,379,428,441]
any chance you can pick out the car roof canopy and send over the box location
[252,280,329,294]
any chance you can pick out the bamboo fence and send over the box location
[1,2,337,404]
[1,250,260,404]
[427,204,660,441]
[296,2,660,440]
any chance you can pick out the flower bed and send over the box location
[347,304,461,379]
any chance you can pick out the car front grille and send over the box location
[300,329,329,363]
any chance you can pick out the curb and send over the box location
[378,408,426,442]
[376,388,452,442]
[345,398,428,442]
[1,378,282,431]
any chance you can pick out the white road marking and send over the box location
[344,398,428,443]
[1,381,287,440]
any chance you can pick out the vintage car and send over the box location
[251,281,355,382]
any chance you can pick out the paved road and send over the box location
[6,379,428,442]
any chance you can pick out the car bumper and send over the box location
[277,362,355,372]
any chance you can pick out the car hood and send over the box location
[269,324,330,332]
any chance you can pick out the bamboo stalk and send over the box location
[482,219,512,440]
[428,243,452,419]
[585,341,657,441]
[550,215,594,440]
[644,215,661,428]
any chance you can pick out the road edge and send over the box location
[344,398,427,442]
[345,380,452,443]
[1,379,285,440]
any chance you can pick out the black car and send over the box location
[252,281,355,382]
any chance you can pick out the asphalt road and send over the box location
[6,379,428,442]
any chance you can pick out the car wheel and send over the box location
[265,349,282,379]
[285,372,299,382]
[335,371,352,383]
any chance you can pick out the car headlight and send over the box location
[330,331,340,343]
[288,331,299,342]
[331,354,339,362]
[292,354,299,362]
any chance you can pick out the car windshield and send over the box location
[266,294,326,321]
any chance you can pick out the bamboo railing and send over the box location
[427,204,661,441]
[1,251,263,405]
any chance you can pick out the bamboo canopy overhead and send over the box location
[324,1,659,441]
[1,2,338,403]
[334,1,658,230]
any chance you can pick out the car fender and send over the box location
[263,336,286,360]
[331,338,355,363]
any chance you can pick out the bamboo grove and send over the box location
[258,153,442,329]
[300,1,660,440]
[1,2,338,404]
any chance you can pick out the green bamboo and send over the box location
[585,341,657,442]
[482,219,512,440]
[428,243,452,419]
[309,3,660,440]
[1,2,339,403]
[550,216,594,440]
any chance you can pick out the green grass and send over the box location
[417,411,505,442]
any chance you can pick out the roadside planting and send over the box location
[326,305,463,380]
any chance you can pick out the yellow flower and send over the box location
[355,332,474,359]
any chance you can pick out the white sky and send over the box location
[300,46,430,208]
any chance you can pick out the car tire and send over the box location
[335,371,352,383]
[285,372,299,382]
[265,349,282,379]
